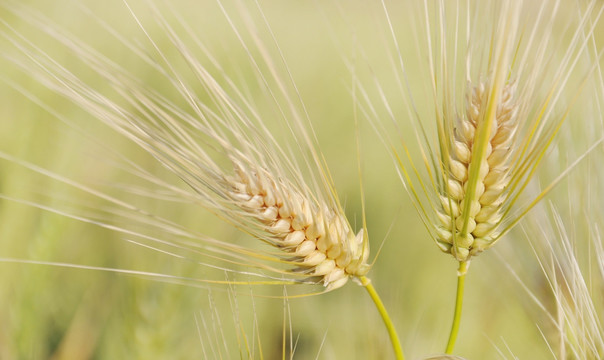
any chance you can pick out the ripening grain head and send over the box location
[436,79,519,261]
[0,1,369,292]
[225,158,369,290]
[362,0,603,267]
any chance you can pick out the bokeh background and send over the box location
[0,0,603,359]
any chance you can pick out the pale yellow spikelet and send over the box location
[227,160,369,291]
[437,80,517,261]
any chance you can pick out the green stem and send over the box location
[360,276,405,360]
[445,261,469,354]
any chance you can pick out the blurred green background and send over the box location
[0,0,603,359]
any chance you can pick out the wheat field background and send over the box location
[0,0,603,359]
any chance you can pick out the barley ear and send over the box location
[226,159,370,291]
[437,80,518,263]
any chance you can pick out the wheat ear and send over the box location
[226,159,369,291]
[0,1,374,291]
[368,0,603,355]
[0,1,405,356]
[437,80,518,261]
[370,0,603,265]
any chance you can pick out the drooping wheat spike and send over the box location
[0,2,407,357]
[0,1,369,292]
[225,159,369,290]
[363,0,604,266]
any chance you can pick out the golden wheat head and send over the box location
[0,1,370,291]
[364,0,603,268]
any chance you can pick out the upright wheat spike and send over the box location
[368,0,603,265]
[437,80,518,261]
[366,0,603,355]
